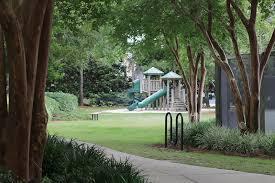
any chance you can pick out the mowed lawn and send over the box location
[48,111,275,175]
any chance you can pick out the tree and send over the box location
[52,0,123,105]
[172,0,275,132]
[48,23,125,104]
[0,0,54,181]
[112,0,209,122]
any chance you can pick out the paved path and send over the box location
[81,142,275,183]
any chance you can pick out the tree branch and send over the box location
[249,0,258,25]
[207,0,213,33]
[186,44,195,71]
[197,51,207,120]
[260,29,275,76]
[198,22,246,127]
[229,0,249,27]
[163,34,190,90]
[227,0,251,106]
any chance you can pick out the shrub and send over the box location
[0,168,20,183]
[173,121,275,157]
[89,92,131,106]
[46,92,78,112]
[182,121,214,147]
[45,96,60,120]
[43,136,148,183]
[171,120,214,147]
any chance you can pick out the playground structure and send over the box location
[128,67,186,111]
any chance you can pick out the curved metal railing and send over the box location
[165,112,184,150]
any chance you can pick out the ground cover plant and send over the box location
[48,112,275,175]
[0,136,148,183]
[172,122,275,157]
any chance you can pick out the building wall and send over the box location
[216,51,275,132]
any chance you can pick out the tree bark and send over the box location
[247,24,260,132]
[79,67,84,106]
[0,0,53,181]
[0,25,8,165]
[4,10,29,179]
[29,1,53,181]
[163,35,206,123]
[227,1,251,126]
[197,51,207,122]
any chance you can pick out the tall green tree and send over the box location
[172,0,275,132]
[112,0,209,122]
[52,0,123,105]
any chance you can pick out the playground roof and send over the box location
[143,67,164,75]
[161,71,182,80]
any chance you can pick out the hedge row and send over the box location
[45,92,78,120]
[89,92,131,106]
[45,96,60,121]
[173,121,275,157]
[46,92,78,112]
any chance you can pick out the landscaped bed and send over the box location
[0,136,148,183]
[165,121,275,158]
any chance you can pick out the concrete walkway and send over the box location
[81,142,275,183]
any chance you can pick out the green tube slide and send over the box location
[128,88,167,111]
[138,88,167,108]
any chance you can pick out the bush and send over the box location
[0,168,20,183]
[195,127,275,155]
[171,120,214,147]
[43,136,148,183]
[46,92,78,112]
[1,136,148,183]
[173,121,275,157]
[45,96,60,120]
[89,92,131,106]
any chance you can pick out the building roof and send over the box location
[143,67,164,75]
[161,71,182,80]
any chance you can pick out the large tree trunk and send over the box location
[0,1,53,181]
[0,25,8,165]
[247,24,260,132]
[4,12,29,179]
[29,1,53,181]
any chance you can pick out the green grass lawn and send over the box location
[48,110,275,175]
[51,106,120,121]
